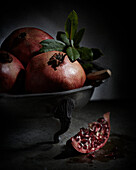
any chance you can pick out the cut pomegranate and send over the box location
[68,112,110,153]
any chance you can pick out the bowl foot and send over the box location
[53,98,75,143]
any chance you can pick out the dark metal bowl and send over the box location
[0,85,94,148]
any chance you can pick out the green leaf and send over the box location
[77,47,94,72]
[77,47,103,61]
[66,46,80,62]
[39,39,66,53]
[56,31,70,46]
[91,48,103,60]
[65,10,78,41]
[74,28,85,47]
[81,62,93,73]
[77,47,93,61]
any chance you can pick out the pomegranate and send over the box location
[67,112,110,153]
[0,51,25,93]
[25,51,86,93]
[1,27,53,66]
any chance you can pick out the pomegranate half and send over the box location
[67,112,110,153]
[0,51,25,93]
[25,51,86,93]
[1,27,53,66]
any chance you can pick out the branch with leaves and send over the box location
[39,10,103,73]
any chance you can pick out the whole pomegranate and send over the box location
[1,27,53,66]
[0,51,25,93]
[67,112,110,153]
[25,51,86,93]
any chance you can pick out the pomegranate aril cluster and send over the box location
[74,117,109,152]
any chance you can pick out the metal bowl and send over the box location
[0,85,95,149]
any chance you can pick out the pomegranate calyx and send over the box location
[18,32,27,39]
[0,52,13,63]
[48,53,66,70]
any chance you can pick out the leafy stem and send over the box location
[39,10,103,72]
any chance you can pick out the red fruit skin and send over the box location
[25,51,86,93]
[70,112,110,154]
[1,27,53,66]
[0,51,25,93]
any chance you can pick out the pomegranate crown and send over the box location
[47,53,66,70]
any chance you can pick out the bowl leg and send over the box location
[53,98,75,143]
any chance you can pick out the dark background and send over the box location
[0,2,136,170]
[0,1,135,100]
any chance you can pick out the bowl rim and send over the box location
[0,85,93,99]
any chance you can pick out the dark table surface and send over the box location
[1,99,136,170]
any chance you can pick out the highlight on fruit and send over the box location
[25,51,86,93]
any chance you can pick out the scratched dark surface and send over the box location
[0,100,136,170]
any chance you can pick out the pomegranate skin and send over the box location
[25,51,86,93]
[1,27,53,66]
[0,51,25,93]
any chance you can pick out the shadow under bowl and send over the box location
[0,85,94,149]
